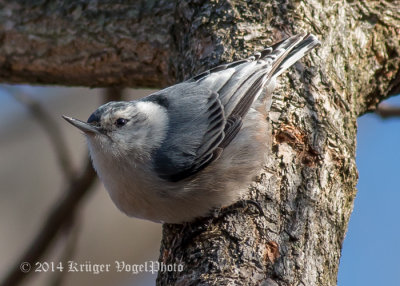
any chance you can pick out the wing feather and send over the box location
[146,33,320,182]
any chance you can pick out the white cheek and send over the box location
[135,101,169,147]
[86,136,118,193]
[114,130,145,154]
[86,134,117,159]
[86,137,104,174]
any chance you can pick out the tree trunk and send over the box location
[1,1,399,285]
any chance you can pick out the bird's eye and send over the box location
[115,118,128,127]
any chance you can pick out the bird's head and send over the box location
[63,101,168,160]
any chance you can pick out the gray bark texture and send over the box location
[1,1,399,285]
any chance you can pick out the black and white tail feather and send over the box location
[148,33,320,182]
[189,32,320,116]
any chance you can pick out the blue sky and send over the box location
[338,95,400,286]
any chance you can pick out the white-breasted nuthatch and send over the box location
[63,33,320,223]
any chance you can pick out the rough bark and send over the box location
[0,1,399,286]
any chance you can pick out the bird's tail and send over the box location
[189,33,320,117]
[265,33,320,79]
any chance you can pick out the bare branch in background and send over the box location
[1,88,124,286]
[11,92,76,181]
[48,220,81,286]
[0,159,97,286]
[104,87,125,102]
[376,103,400,119]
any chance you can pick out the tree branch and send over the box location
[0,1,399,285]
[10,91,76,180]
[155,1,400,285]
[0,1,176,87]
[48,220,81,286]
[0,158,97,286]
[376,103,400,119]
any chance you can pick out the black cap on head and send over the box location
[87,110,102,124]
[87,102,128,124]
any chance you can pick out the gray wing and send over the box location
[146,33,320,182]
[145,84,225,182]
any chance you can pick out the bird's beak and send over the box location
[62,115,101,135]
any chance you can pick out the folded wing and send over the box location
[148,33,320,182]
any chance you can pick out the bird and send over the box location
[63,33,320,223]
